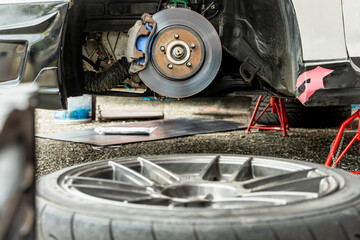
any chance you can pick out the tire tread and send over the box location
[36,203,47,240]
[151,222,157,240]
[336,207,360,240]
[231,222,278,240]
[270,219,314,240]
[193,223,200,240]
[70,213,75,240]
[109,219,114,240]
[41,206,74,240]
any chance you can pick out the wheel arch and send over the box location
[218,0,303,96]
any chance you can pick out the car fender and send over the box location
[0,0,69,109]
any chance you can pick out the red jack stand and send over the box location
[246,96,289,136]
[325,109,360,174]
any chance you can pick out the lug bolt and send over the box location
[186,62,192,67]
[190,43,196,49]
[167,63,173,69]
[174,33,179,39]
[160,46,165,52]
[211,4,216,9]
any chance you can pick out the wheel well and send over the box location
[61,0,160,97]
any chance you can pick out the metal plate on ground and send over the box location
[37,118,244,147]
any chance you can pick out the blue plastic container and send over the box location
[54,95,93,124]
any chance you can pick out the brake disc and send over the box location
[139,8,222,98]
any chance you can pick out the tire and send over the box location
[250,96,352,128]
[36,154,360,240]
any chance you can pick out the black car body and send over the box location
[0,0,359,108]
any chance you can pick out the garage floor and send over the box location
[35,95,360,177]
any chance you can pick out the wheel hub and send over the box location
[152,26,205,80]
[171,45,185,59]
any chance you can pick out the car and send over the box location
[1,0,360,110]
[2,1,360,239]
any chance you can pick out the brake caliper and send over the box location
[126,13,157,74]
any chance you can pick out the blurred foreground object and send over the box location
[0,84,37,240]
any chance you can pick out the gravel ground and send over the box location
[35,95,360,177]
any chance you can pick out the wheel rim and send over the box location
[61,155,340,209]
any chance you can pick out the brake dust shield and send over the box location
[139,8,222,98]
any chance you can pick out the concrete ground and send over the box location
[35,95,360,177]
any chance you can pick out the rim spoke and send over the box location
[199,155,222,181]
[210,197,287,209]
[138,157,180,185]
[228,157,253,181]
[251,176,326,192]
[64,176,152,201]
[243,169,316,190]
[65,176,147,191]
[239,191,319,202]
[79,189,151,202]
[108,161,153,187]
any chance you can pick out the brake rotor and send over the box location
[139,8,222,98]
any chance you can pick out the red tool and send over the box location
[325,109,360,174]
[247,96,289,136]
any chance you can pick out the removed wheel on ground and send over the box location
[250,96,351,128]
[36,154,360,240]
